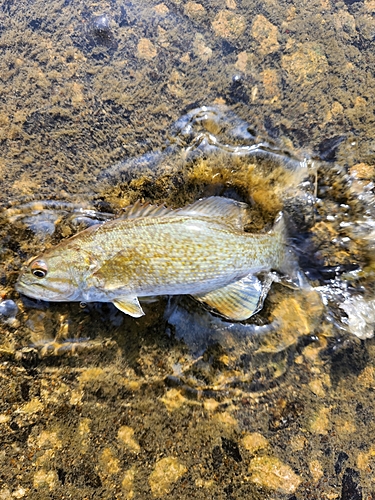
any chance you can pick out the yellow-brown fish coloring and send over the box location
[16,197,291,320]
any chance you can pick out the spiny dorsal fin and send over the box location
[122,200,174,219]
[122,197,249,229]
[176,197,248,229]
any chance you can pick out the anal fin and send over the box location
[113,296,145,317]
[193,275,269,321]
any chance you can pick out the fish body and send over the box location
[16,197,290,320]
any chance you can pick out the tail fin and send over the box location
[271,212,307,288]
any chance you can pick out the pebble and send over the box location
[248,455,302,494]
[148,457,187,497]
[251,15,279,55]
[121,467,135,497]
[99,448,120,476]
[281,42,329,85]
[241,432,269,453]
[154,4,169,15]
[309,406,330,435]
[261,68,281,102]
[0,300,18,318]
[309,459,324,483]
[234,51,248,72]
[184,2,206,19]
[212,10,246,39]
[308,378,326,397]
[137,38,157,59]
[33,470,58,490]
[349,162,375,180]
[117,426,140,452]
[193,34,212,62]
[160,388,186,411]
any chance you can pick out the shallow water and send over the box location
[1,0,375,498]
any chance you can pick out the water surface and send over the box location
[1,1,375,498]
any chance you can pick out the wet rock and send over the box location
[0,299,18,318]
[335,451,349,475]
[341,468,362,500]
[221,437,242,463]
[137,38,157,60]
[148,457,187,497]
[117,426,140,453]
[241,432,269,453]
[89,14,115,47]
[281,42,329,85]
[309,460,323,483]
[309,406,330,435]
[248,455,302,494]
[269,399,304,431]
[121,467,135,497]
[184,2,206,20]
[318,135,346,162]
[251,15,280,56]
[211,11,246,39]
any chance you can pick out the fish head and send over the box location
[16,245,85,302]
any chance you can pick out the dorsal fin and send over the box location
[176,197,248,229]
[122,200,174,219]
[121,197,249,229]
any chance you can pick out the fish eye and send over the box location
[30,260,48,279]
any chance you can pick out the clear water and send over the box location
[1,1,375,498]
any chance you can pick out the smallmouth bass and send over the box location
[16,197,292,320]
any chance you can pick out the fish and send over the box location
[16,197,293,321]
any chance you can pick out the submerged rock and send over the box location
[340,296,375,340]
[248,455,302,494]
[148,457,187,497]
[0,300,18,318]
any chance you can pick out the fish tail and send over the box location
[271,213,303,285]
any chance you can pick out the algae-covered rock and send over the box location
[241,432,269,453]
[149,457,187,497]
[248,455,302,494]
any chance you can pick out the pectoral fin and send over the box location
[112,296,145,317]
[193,275,267,321]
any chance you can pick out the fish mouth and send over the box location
[15,279,77,302]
